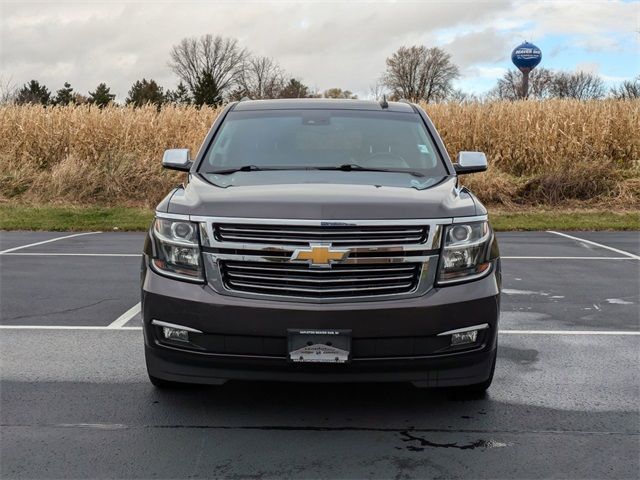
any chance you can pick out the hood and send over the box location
[162,174,479,220]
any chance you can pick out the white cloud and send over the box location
[465,66,509,79]
[506,0,637,52]
[573,62,634,84]
[0,0,634,100]
[574,62,600,74]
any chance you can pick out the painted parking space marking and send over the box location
[502,256,636,260]
[107,303,141,329]
[2,253,140,257]
[0,325,141,330]
[0,232,102,255]
[499,330,640,335]
[547,231,640,260]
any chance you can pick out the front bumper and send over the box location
[142,259,500,386]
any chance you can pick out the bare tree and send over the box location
[446,88,480,104]
[368,80,386,101]
[549,71,605,100]
[169,35,248,99]
[383,46,459,103]
[0,75,17,104]
[487,68,554,101]
[235,56,285,99]
[610,76,639,100]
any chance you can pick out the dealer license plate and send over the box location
[287,329,351,363]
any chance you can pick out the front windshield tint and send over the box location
[201,110,447,175]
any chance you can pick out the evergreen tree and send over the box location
[88,83,116,108]
[165,81,191,105]
[54,82,74,105]
[126,78,165,108]
[323,88,357,99]
[15,80,51,105]
[191,71,222,106]
[279,78,309,98]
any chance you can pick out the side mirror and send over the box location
[162,149,192,171]
[454,151,487,175]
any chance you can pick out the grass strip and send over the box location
[0,205,154,232]
[1,205,638,232]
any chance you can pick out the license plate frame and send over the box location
[287,329,351,364]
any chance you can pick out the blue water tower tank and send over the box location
[511,42,542,72]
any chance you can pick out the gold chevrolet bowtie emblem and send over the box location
[291,245,349,268]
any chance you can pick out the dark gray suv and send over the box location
[141,99,500,393]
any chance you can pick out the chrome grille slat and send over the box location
[226,272,415,284]
[216,224,428,246]
[219,234,424,245]
[221,261,421,298]
[227,280,415,294]
[219,227,425,235]
[226,264,416,275]
[201,220,443,300]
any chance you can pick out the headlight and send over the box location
[437,221,492,285]
[150,218,204,281]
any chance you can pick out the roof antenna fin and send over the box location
[379,94,388,109]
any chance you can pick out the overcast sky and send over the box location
[1,0,638,100]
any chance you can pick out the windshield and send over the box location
[200,109,447,176]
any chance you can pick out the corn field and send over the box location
[0,99,638,208]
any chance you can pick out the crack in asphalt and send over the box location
[3,298,117,321]
[398,430,508,450]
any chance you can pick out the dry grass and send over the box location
[424,99,640,208]
[0,99,638,209]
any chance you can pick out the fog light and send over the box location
[162,327,189,342]
[451,330,478,346]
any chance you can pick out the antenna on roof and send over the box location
[379,94,389,109]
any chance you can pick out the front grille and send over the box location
[216,224,428,246]
[220,261,421,298]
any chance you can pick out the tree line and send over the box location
[2,34,638,107]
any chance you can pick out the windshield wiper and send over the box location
[204,165,274,175]
[315,164,425,177]
[204,163,425,177]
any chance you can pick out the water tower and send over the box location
[511,42,542,99]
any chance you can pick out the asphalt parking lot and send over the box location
[1,230,638,479]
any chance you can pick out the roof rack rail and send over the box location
[379,94,389,109]
[239,96,252,102]
[398,98,412,104]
